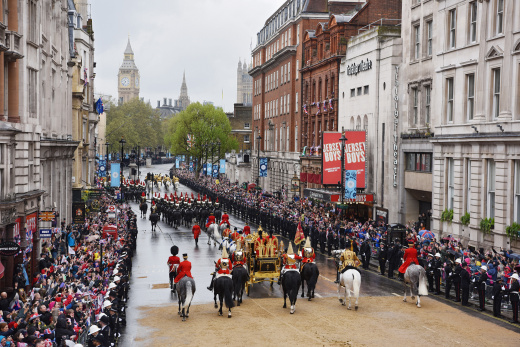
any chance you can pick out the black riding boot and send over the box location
[335,270,340,284]
[207,273,216,291]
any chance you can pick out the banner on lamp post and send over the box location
[344,170,357,200]
[206,163,212,176]
[259,157,268,177]
[219,159,226,173]
[212,164,218,178]
[110,163,120,187]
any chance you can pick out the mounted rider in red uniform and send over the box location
[278,243,302,284]
[220,211,230,226]
[174,253,193,284]
[205,213,216,228]
[301,237,316,265]
[398,243,419,276]
[231,243,246,268]
[207,248,233,291]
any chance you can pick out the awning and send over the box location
[303,188,340,202]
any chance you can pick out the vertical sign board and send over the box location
[322,131,366,188]
[72,202,86,224]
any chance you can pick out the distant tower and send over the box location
[178,71,190,110]
[117,38,140,104]
[237,58,252,105]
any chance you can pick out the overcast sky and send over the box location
[91,0,280,112]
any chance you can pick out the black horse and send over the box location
[282,270,301,314]
[300,263,319,300]
[150,213,159,232]
[232,266,249,306]
[213,276,235,318]
[176,276,196,322]
[172,209,181,229]
[139,201,148,218]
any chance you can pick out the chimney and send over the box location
[157,100,160,108]
[163,98,167,105]
[169,98,172,106]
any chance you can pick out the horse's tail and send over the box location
[183,280,194,309]
[224,278,235,309]
[352,271,361,298]
[418,267,429,296]
[307,264,319,289]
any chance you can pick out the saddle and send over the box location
[340,265,360,274]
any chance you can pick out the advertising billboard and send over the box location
[322,131,366,188]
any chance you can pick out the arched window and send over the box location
[363,115,368,130]
[350,117,355,129]
[356,116,361,130]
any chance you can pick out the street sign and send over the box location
[40,228,52,238]
[107,205,116,213]
[0,241,21,256]
[39,211,56,222]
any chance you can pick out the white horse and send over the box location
[207,223,221,246]
[338,269,361,310]
[219,223,230,237]
[219,237,236,255]
[403,264,428,308]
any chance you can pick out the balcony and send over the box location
[5,30,23,60]
[0,23,7,51]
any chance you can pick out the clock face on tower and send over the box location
[121,77,130,87]
[135,78,139,87]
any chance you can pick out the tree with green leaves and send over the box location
[105,98,165,152]
[164,102,238,176]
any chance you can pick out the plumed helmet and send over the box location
[303,247,313,258]
[171,245,179,256]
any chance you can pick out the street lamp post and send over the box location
[105,142,110,161]
[204,144,208,177]
[217,140,221,178]
[256,135,262,186]
[119,137,126,194]
[339,128,347,215]
[137,144,140,180]
[210,142,216,177]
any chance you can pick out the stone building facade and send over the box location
[423,0,520,249]
[237,59,252,105]
[118,38,140,104]
[71,0,98,191]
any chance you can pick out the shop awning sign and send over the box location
[0,241,21,256]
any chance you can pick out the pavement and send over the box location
[118,164,520,345]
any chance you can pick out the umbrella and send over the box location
[509,253,520,261]
[418,230,435,239]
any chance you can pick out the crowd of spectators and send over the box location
[0,193,138,346]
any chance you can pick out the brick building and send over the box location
[299,0,402,196]
[249,0,331,196]
[228,103,252,155]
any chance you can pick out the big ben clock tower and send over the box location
[117,38,140,104]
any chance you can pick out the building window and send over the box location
[295,92,299,112]
[469,2,477,43]
[363,85,369,95]
[244,122,250,129]
[446,77,454,122]
[487,160,495,219]
[496,0,504,35]
[448,9,456,49]
[426,21,433,56]
[28,0,37,43]
[413,88,419,125]
[466,73,475,120]
[296,60,299,80]
[288,62,291,80]
[448,158,454,210]
[515,161,520,223]
[297,24,300,44]
[28,69,37,117]
[492,68,500,118]
[425,85,431,125]
[414,25,421,59]
[357,87,362,96]
[350,88,355,97]
[244,134,250,143]
[406,153,432,172]
[295,125,298,151]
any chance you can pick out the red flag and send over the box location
[295,222,305,245]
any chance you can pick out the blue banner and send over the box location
[344,170,357,200]
[220,159,226,173]
[259,157,268,177]
[40,228,52,238]
[98,160,106,177]
[109,154,112,161]
[111,163,121,187]
[175,157,180,168]
[189,162,194,172]
[206,163,212,176]
[213,164,218,178]
[126,153,129,159]
[203,164,206,174]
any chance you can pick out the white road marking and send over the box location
[392,293,401,297]
[315,293,323,298]
[422,326,435,332]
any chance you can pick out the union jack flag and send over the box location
[187,134,193,148]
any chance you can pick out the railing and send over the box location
[357,18,401,35]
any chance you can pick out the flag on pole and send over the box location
[294,222,305,245]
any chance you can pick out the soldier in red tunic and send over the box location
[301,237,316,263]
[174,253,193,284]
[205,213,216,228]
[230,227,240,242]
[220,211,230,226]
[208,248,233,291]
[231,244,246,268]
[278,243,302,284]
[192,223,201,246]
[222,226,232,239]
[398,243,419,278]
[167,246,181,291]
[243,223,251,236]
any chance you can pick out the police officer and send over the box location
[507,273,519,323]
[451,258,462,302]
[433,253,442,295]
[378,243,387,276]
[426,253,435,292]
[476,265,488,312]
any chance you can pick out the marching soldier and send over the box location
[167,246,180,291]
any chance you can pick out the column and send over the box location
[7,0,18,123]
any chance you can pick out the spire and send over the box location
[182,70,186,85]
[124,37,134,55]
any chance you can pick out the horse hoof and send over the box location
[301,294,304,298]
[228,313,232,318]
[355,306,358,311]
[348,306,352,310]
[308,297,312,301]
[182,317,186,322]
[214,304,218,309]
[283,304,287,308]
[403,298,407,302]
[219,312,223,316]
[417,304,421,308]
[342,302,346,306]
[237,302,240,307]
[178,311,181,316]
[339,299,344,304]
[411,296,415,300]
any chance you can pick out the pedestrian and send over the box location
[192,223,201,246]
[451,258,462,302]
[460,262,471,306]
[477,265,488,312]
[360,239,371,270]
[433,253,442,295]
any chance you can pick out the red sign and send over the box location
[345,194,373,203]
[107,205,116,213]
[322,131,366,188]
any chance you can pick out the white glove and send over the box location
[501,286,505,290]
[492,296,494,299]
